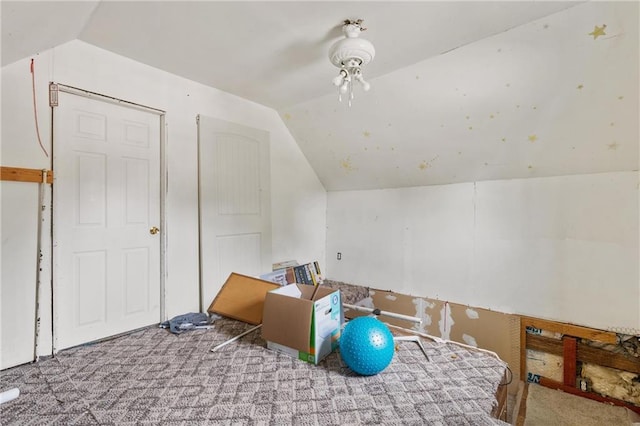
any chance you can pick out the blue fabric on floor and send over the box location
[160,312,211,334]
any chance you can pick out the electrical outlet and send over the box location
[577,378,590,392]
[337,252,342,260]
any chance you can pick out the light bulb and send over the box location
[333,69,348,87]
[339,81,349,94]
[352,71,371,92]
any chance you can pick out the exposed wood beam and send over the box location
[521,316,617,344]
[0,166,53,184]
[527,333,640,374]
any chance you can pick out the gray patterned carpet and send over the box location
[1,318,508,425]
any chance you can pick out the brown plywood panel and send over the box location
[369,289,518,394]
[448,304,512,352]
[207,273,280,325]
[448,303,516,386]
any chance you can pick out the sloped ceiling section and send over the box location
[1,1,580,110]
[283,1,639,191]
[1,2,637,192]
[1,1,100,65]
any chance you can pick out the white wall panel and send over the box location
[402,184,475,300]
[0,183,39,368]
[326,189,405,288]
[327,172,639,332]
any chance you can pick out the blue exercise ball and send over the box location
[339,316,395,375]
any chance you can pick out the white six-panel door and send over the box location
[197,115,271,311]
[53,90,161,350]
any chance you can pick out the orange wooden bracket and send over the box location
[562,336,577,387]
[0,166,53,184]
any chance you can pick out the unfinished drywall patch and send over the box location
[439,303,454,340]
[412,297,435,333]
[448,304,515,371]
[369,289,519,394]
[370,289,444,335]
[462,334,478,347]
[466,308,480,320]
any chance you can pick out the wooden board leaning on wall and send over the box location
[0,166,53,184]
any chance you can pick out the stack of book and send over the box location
[260,261,323,286]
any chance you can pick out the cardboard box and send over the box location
[262,284,343,365]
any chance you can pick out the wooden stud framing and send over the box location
[520,319,527,381]
[562,336,577,387]
[0,166,53,184]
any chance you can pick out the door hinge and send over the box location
[49,83,59,107]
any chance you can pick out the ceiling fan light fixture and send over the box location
[328,20,375,106]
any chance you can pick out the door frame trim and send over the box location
[53,83,165,115]
[51,83,167,353]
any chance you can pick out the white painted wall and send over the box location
[1,40,326,365]
[0,183,40,368]
[327,172,639,333]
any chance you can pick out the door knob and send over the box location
[150,226,160,235]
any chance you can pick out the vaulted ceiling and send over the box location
[2,1,638,190]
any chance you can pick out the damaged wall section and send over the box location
[342,285,520,395]
[521,316,640,411]
[337,280,639,408]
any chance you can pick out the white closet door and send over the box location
[198,115,271,310]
